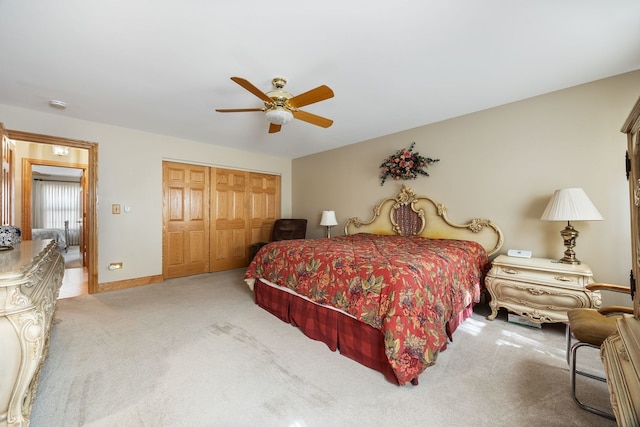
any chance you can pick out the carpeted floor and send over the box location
[30,269,616,427]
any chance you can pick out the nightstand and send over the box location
[485,254,602,324]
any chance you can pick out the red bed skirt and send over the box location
[254,279,474,385]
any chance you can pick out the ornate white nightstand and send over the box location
[485,254,602,324]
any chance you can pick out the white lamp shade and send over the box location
[265,107,293,125]
[540,188,603,221]
[320,210,338,226]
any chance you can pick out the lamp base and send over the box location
[558,223,581,264]
[559,255,581,265]
[325,226,333,238]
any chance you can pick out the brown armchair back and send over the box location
[250,218,307,260]
[272,219,307,241]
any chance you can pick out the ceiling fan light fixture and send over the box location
[265,107,293,125]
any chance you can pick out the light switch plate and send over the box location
[507,249,532,258]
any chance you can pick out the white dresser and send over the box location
[0,240,64,427]
[485,254,602,323]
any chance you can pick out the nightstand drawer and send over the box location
[494,265,585,289]
[489,279,597,319]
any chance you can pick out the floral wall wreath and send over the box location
[379,142,440,186]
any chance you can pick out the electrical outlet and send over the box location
[112,204,121,214]
[108,262,123,270]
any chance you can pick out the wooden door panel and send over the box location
[167,167,185,182]
[190,188,205,220]
[212,228,247,258]
[169,187,185,220]
[163,161,209,279]
[248,173,280,247]
[189,169,206,184]
[189,230,206,263]
[166,231,185,265]
[211,169,249,271]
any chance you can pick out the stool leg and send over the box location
[570,342,615,420]
[566,324,572,366]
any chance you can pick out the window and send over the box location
[32,180,81,244]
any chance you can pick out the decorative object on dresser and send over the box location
[485,255,602,324]
[319,210,337,238]
[246,184,503,385]
[565,283,633,420]
[540,188,603,265]
[0,226,21,249]
[0,240,64,427]
[599,95,640,427]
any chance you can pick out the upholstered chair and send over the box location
[565,282,633,419]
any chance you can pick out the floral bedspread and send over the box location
[245,233,488,384]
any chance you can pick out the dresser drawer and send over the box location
[489,278,597,311]
[493,264,587,289]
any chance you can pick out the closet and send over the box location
[162,162,280,278]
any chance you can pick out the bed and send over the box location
[244,185,503,385]
[32,220,70,252]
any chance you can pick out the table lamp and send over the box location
[540,188,603,264]
[320,210,338,238]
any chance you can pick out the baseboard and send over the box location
[98,274,163,293]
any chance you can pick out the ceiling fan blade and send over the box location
[268,123,282,134]
[288,85,334,109]
[215,108,264,113]
[230,77,274,104]
[293,110,333,128]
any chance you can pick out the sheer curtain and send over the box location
[32,180,81,244]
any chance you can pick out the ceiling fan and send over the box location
[216,77,334,134]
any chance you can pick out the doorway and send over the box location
[7,129,98,294]
[26,162,87,297]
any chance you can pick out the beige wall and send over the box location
[0,105,292,285]
[293,70,640,306]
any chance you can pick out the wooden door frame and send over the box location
[7,130,98,294]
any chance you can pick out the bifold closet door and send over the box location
[210,168,249,271]
[162,161,210,279]
[210,170,281,271]
[248,172,280,247]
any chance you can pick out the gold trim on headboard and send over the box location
[344,184,504,256]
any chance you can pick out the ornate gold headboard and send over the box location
[344,184,504,256]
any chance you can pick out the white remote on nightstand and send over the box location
[507,249,532,258]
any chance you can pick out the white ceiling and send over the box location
[1,1,639,159]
